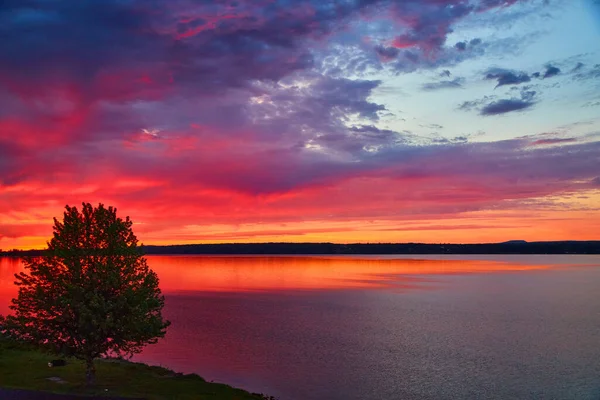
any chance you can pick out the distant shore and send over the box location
[2,241,600,257]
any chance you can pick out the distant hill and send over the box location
[2,241,599,257]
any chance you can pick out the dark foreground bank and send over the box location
[0,388,142,400]
[0,339,271,400]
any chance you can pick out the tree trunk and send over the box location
[85,357,96,387]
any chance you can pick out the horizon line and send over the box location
[3,240,600,253]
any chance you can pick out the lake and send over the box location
[1,255,600,399]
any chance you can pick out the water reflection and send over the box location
[135,260,600,400]
[2,255,600,400]
[0,255,551,314]
[0,257,21,315]
[148,255,550,293]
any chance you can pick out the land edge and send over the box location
[0,337,275,400]
[4,240,600,255]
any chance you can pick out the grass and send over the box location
[0,339,274,400]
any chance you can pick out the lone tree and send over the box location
[0,203,170,385]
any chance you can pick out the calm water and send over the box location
[1,255,600,399]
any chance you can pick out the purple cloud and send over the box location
[485,68,531,88]
[422,77,465,91]
[543,65,561,78]
[480,99,534,115]
[530,138,578,146]
[455,41,467,51]
[460,88,537,116]
[375,45,400,61]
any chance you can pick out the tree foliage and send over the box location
[0,203,170,385]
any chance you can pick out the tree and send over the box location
[0,203,170,386]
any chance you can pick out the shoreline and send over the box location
[0,338,274,400]
[2,240,600,256]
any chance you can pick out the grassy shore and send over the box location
[0,339,272,400]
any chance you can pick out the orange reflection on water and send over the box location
[148,255,550,293]
[0,257,22,315]
[0,256,551,308]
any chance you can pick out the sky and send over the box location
[1,0,600,249]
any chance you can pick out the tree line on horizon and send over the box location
[3,241,600,256]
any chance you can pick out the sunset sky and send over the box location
[1,0,600,249]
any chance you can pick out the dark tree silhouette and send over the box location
[0,203,170,386]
